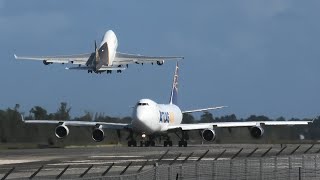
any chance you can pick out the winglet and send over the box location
[20,114,25,122]
[312,116,319,123]
[14,54,18,59]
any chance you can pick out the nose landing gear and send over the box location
[139,134,156,147]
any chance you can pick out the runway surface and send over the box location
[0,144,318,179]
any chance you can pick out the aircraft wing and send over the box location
[115,52,184,64]
[182,106,227,113]
[21,115,130,130]
[14,53,92,65]
[166,120,313,131]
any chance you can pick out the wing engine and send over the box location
[92,128,105,142]
[201,129,216,141]
[250,126,264,138]
[157,60,164,65]
[43,60,53,65]
[55,125,69,138]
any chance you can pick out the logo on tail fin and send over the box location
[169,62,179,105]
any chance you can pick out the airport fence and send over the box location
[82,154,320,180]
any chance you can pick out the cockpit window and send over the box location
[137,103,149,106]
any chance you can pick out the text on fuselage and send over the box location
[159,111,174,123]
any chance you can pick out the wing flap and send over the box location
[14,53,91,64]
[115,52,183,64]
[21,115,129,129]
[167,124,213,131]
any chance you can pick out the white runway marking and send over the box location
[0,159,39,165]
[47,156,232,166]
[49,159,150,166]
[90,155,143,158]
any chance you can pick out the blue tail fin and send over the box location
[169,62,179,105]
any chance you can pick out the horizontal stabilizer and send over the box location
[66,66,126,71]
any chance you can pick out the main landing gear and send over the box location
[127,140,137,147]
[175,131,188,147]
[127,131,137,147]
[178,140,187,147]
[163,140,173,147]
[163,135,173,147]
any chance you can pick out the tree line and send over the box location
[0,103,319,148]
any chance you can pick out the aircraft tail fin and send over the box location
[96,42,109,70]
[169,62,179,105]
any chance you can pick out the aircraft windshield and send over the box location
[137,103,149,106]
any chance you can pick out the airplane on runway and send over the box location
[14,30,183,74]
[20,62,314,147]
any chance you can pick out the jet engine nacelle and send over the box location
[55,125,69,138]
[250,126,264,138]
[157,60,164,65]
[201,129,216,141]
[43,60,53,65]
[92,128,105,142]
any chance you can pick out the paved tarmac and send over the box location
[0,144,318,179]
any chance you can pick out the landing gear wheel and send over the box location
[164,141,173,147]
[178,141,187,147]
[127,140,137,147]
[175,131,188,147]
[145,141,150,147]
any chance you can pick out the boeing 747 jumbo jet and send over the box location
[21,63,314,147]
[14,30,183,74]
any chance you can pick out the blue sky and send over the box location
[0,1,319,119]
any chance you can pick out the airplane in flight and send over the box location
[21,62,314,147]
[14,30,183,74]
